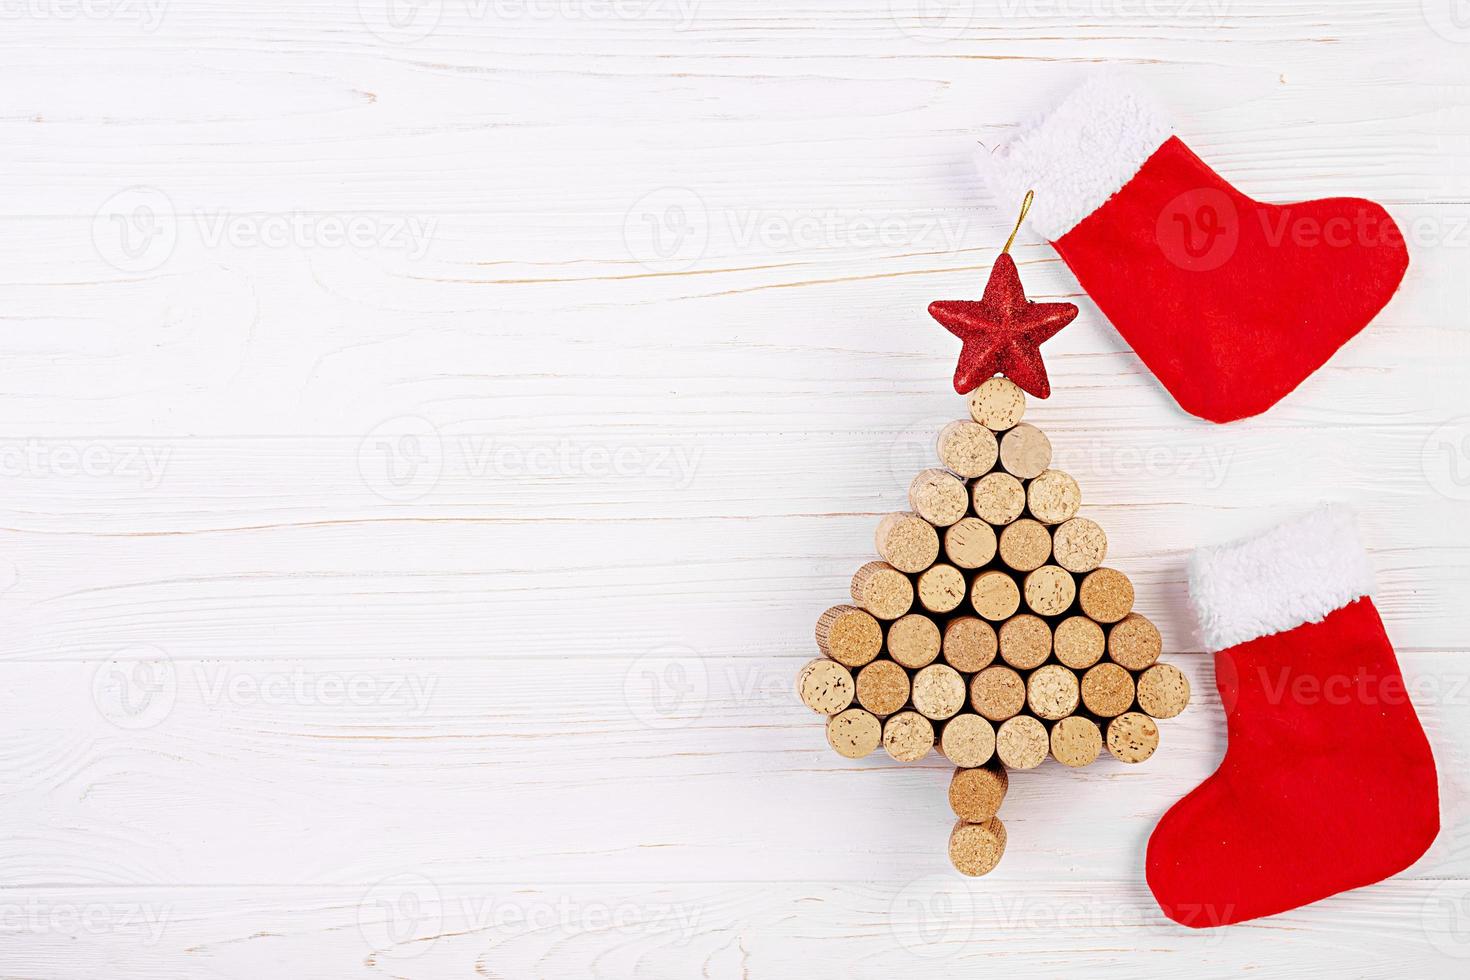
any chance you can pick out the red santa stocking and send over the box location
[1146,506,1439,927]
[976,76,1409,423]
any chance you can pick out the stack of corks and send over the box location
[796,377,1190,876]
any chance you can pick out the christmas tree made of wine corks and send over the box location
[797,375,1191,876]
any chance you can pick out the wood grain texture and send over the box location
[1,0,1468,975]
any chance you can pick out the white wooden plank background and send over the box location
[2,1,1469,975]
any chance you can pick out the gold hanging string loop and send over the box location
[1001,189,1035,255]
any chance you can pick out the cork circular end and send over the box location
[1106,711,1160,764]
[816,604,884,667]
[970,472,1026,526]
[942,616,997,673]
[971,570,1021,622]
[999,423,1052,480]
[949,763,1008,820]
[996,715,1049,770]
[882,710,936,762]
[796,658,856,715]
[944,517,997,570]
[886,613,941,669]
[946,764,1005,822]
[1050,715,1103,768]
[850,562,913,621]
[968,377,1026,430]
[1081,662,1136,718]
[917,563,967,614]
[949,817,1007,877]
[970,665,1025,722]
[1023,565,1076,617]
[855,659,910,717]
[937,420,999,478]
[1079,567,1135,624]
[940,714,996,769]
[876,513,941,574]
[1107,612,1162,671]
[1026,663,1081,721]
[1137,663,1191,719]
[998,518,1052,573]
[1026,469,1081,525]
[1053,615,1105,670]
[826,707,881,759]
[909,469,969,527]
[913,663,968,721]
[1052,517,1107,573]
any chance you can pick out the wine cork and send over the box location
[917,563,966,614]
[1078,567,1134,624]
[995,715,1048,770]
[1023,565,1076,617]
[1108,613,1162,671]
[1106,711,1160,764]
[1050,715,1102,768]
[908,469,969,527]
[971,570,1021,621]
[998,518,1052,572]
[949,817,1007,877]
[815,604,883,668]
[937,420,999,478]
[886,613,941,669]
[797,657,856,715]
[968,376,1026,431]
[875,513,940,574]
[949,762,1008,820]
[1081,662,1136,718]
[1053,615,1105,670]
[999,424,1051,480]
[883,710,935,762]
[940,714,996,768]
[1136,663,1190,719]
[998,613,1051,671]
[850,562,913,621]
[944,517,997,569]
[970,665,1025,722]
[856,659,910,717]
[912,663,967,721]
[1051,517,1107,573]
[970,472,1026,526]
[1026,664,1080,721]
[1026,469,1081,525]
[942,617,997,673]
[826,707,881,759]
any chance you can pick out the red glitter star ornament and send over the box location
[928,252,1078,398]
